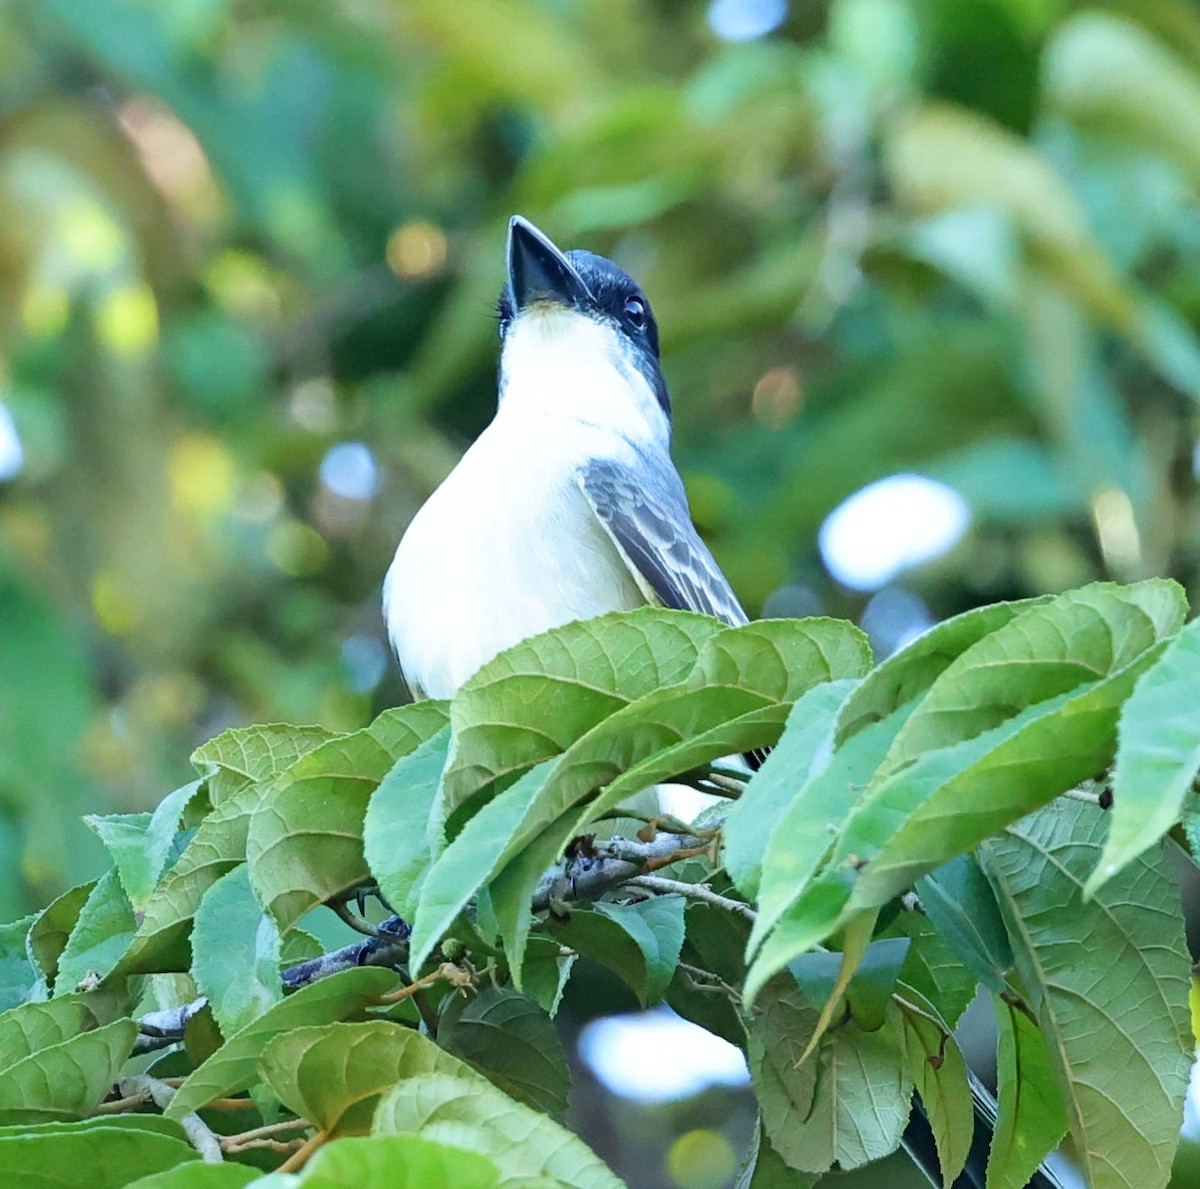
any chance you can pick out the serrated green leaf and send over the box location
[593,895,686,1005]
[442,608,725,812]
[125,1164,261,1188]
[192,864,281,1037]
[85,780,204,911]
[897,990,972,1187]
[192,723,342,806]
[0,1125,196,1189]
[0,1018,137,1116]
[987,993,1068,1189]
[0,996,102,1071]
[28,883,95,985]
[363,727,450,920]
[979,801,1192,1189]
[748,981,910,1174]
[373,1051,626,1188]
[438,986,571,1121]
[745,704,913,963]
[293,1134,500,1189]
[117,784,263,978]
[880,580,1184,776]
[895,913,978,1030]
[836,598,1046,744]
[248,704,448,932]
[166,966,396,1119]
[724,679,859,899]
[1090,617,1200,894]
[0,913,42,1010]
[477,620,869,978]
[735,1124,819,1189]
[409,759,555,974]
[519,939,576,1018]
[54,869,136,994]
[917,854,1013,993]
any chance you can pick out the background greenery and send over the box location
[5,2,1200,1184]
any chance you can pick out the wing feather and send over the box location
[577,457,747,628]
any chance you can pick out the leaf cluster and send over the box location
[2,587,1199,1187]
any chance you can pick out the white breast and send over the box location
[383,416,648,699]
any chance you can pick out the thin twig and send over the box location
[220,1117,313,1153]
[628,875,756,922]
[278,1128,326,1173]
[114,1076,222,1162]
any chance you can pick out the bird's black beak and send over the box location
[506,216,592,312]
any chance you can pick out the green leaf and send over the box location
[373,1063,626,1189]
[1090,616,1200,894]
[735,1124,819,1189]
[744,703,913,964]
[916,855,1013,993]
[441,608,725,812]
[0,913,42,1010]
[117,782,264,977]
[747,981,910,1174]
[409,759,555,974]
[260,1021,425,1138]
[293,1134,500,1189]
[165,966,397,1119]
[835,598,1045,744]
[191,864,282,1037]
[0,1018,137,1116]
[363,727,451,920]
[248,704,448,932]
[125,1165,261,1188]
[519,939,576,1018]
[895,913,978,1030]
[880,580,1184,776]
[987,993,1068,1189]
[593,895,686,1005]
[28,883,95,985]
[979,800,1192,1189]
[724,679,859,899]
[54,869,136,993]
[0,996,103,1070]
[438,986,571,1121]
[896,990,972,1187]
[0,1125,196,1188]
[192,723,341,806]
[85,779,204,910]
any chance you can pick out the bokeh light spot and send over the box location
[751,366,803,429]
[319,442,380,502]
[579,1007,749,1101]
[236,471,285,523]
[0,403,24,482]
[819,474,970,590]
[21,286,69,338]
[95,283,159,357]
[91,569,140,635]
[61,198,124,271]
[266,521,329,576]
[289,377,339,433]
[386,220,448,280]
[667,1129,736,1189]
[708,0,787,42]
[205,250,282,321]
[170,433,236,519]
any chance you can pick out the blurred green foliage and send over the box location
[3,0,1200,922]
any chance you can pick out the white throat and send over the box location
[496,306,670,451]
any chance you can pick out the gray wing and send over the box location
[578,456,748,627]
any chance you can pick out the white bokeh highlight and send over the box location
[580,1007,749,1101]
[819,473,970,591]
[707,0,787,42]
[0,403,23,482]
[319,441,379,501]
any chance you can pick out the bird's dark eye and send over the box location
[623,296,647,329]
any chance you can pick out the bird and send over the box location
[383,215,748,701]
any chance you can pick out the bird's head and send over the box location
[496,216,670,444]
